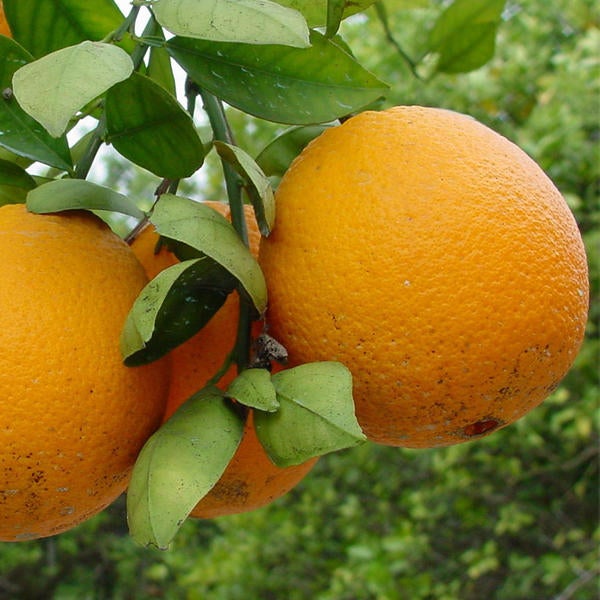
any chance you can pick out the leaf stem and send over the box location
[374,1,422,80]
[73,112,106,180]
[197,88,248,245]
[198,87,254,375]
[107,4,141,43]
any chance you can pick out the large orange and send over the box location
[0,204,169,541]
[258,105,589,448]
[0,1,10,37]
[131,201,317,518]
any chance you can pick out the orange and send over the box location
[0,1,10,37]
[131,201,317,518]
[258,105,589,449]
[0,204,169,541]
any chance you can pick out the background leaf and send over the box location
[127,390,244,550]
[121,258,235,365]
[105,72,205,179]
[152,0,310,47]
[150,195,267,315]
[26,179,144,218]
[254,362,366,466]
[428,0,506,74]
[0,37,72,170]
[12,41,133,138]
[167,31,389,124]
[255,124,333,179]
[3,0,129,57]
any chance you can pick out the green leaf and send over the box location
[26,179,145,218]
[254,362,366,466]
[12,41,133,138]
[121,258,236,365]
[275,0,377,27]
[227,369,279,412]
[151,195,267,315]
[3,0,130,58]
[0,37,72,170]
[0,158,36,191]
[428,0,506,74]
[256,124,333,179]
[152,0,310,48]
[167,30,388,125]
[148,44,177,95]
[213,141,274,236]
[127,389,244,550]
[105,72,205,179]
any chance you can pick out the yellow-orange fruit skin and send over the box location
[258,106,589,448]
[0,1,11,37]
[131,202,317,518]
[0,204,169,541]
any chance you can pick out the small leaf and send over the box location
[151,195,267,315]
[3,0,132,57]
[0,158,36,191]
[428,0,506,74]
[121,258,236,365]
[153,0,310,48]
[12,41,133,137]
[254,362,366,466]
[256,124,333,179]
[214,141,274,236]
[0,37,72,170]
[227,369,279,412]
[25,179,145,219]
[105,72,204,179]
[127,388,244,550]
[167,30,388,125]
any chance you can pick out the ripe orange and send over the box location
[0,1,10,37]
[0,204,169,541]
[258,105,589,449]
[131,201,317,518]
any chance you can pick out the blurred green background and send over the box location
[0,1,598,598]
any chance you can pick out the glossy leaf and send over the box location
[167,31,388,125]
[150,195,267,315]
[105,72,204,179]
[127,389,244,550]
[0,158,35,205]
[428,0,506,74]
[0,37,72,170]
[0,159,36,191]
[255,124,332,179]
[152,0,310,48]
[254,362,366,466]
[121,257,236,365]
[214,141,275,236]
[275,0,377,27]
[3,0,129,58]
[227,369,279,412]
[26,179,144,218]
[12,41,133,138]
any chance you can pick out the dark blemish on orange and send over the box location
[463,419,501,437]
